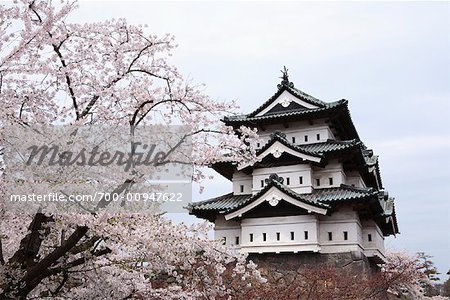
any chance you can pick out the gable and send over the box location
[238,200,311,218]
[255,90,320,117]
[237,140,322,171]
[224,186,328,220]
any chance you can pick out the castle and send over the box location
[189,68,398,270]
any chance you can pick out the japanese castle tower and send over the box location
[189,68,398,266]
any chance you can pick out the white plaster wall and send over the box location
[256,119,327,135]
[318,208,363,253]
[232,171,253,195]
[213,210,386,256]
[252,164,313,194]
[240,215,319,253]
[215,229,241,246]
[256,121,335,148]
[356,220,364,246]
[215,215,240,229]
[362,220,385,255]
[214,216,241,246]
[345,171,367,188]
[312,160,346,189]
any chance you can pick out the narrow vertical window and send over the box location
[260,180,264,188]
[344,231,348,240]
[240,185,244,193]
[329,177,333,185]
[250,233,253,242]
[316,133,320,140]
[286,177,290,185]
[263,233,267,242]
[276,232,280,241]
[316,178,320,186]
[223,237,227,245]
[304,135,308,142]
[257,142,260,148]
[304,231,309,240]
[290,232,295,241]
[299,176,303,184]
[235,236,240,245]
[368,234,372,242]
[328,232,333,241]
[292,136,296,143]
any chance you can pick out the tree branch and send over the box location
[126,43,153,72]
[0,236,5,265]
[17,226,88,297]
[51,43,80,120]
[8,212,54,268]
[52,271,68,296]
[132,99,191,126]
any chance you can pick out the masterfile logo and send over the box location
[3,124,193,214]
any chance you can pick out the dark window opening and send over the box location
[263,233,267,242]
[292,137,296,143]
[329,177,333,185]
[344,231,348,240]
[304,231,309,240]
[304,135,308,142]
[257,142,260,148]
[235,236,240,245]
[286,177,290,185]
[316,133,320,140]
[223,237,226,245]
[260,180,264,188]
[240,185,244,193]
[316,178,320,186]
[299,176,303,184]
[250,233,253,242]
[290,232,295,241]
[276,232,280,241]
[328,232,333,241]
[368,234,372,242]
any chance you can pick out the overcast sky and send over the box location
[71,1,449,276]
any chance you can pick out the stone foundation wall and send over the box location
[248,251,380,281]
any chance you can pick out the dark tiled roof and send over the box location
[242,179,331,210]
[289,86,329,108]
[377,197,399,235]
[299,140,361,154]
[257,133,361,159]
[303,185,377,203]
[224,100,346,123]
[257,133,321,157]
[187,193,248,211]
[189,182,377,213]
[361,149,383,188]
[247,85,328,118]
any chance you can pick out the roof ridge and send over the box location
[269,180,330,208]
[224,101,346,122]
[257,133,322,157]
[288,86,328,107]
[190,192,240,206]
[246,85,330,118]
[338,184,374,193]
[300,139,359,147]
[256,135,362,160]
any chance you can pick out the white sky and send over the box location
[70,1,450,277]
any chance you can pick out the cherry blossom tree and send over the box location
[237,251,447,300]
[0,1,262,299]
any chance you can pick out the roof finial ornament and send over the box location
[265,173,284,185]
[277,66,294,89]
